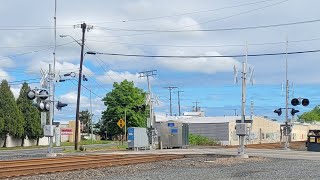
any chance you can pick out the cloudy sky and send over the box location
[1,0,320,123]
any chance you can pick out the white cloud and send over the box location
[0,58,15,68]
[57,91,105,121]
[0,69,11,81]
[157,50,240,74]
[96,70,145,84]
[10,85,21,99]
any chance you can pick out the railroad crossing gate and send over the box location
[117,119,125,128]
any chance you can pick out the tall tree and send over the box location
[298,105,320,122]
[0,80,24,147]
[16,82,42,146]
[101,80,148,138]
[79,109,92,134]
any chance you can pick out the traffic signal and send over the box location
[302,99,309,106]
[56,101,68,111]
[291,98,300,106]
[291,108,299,116]
[274,108,282,116]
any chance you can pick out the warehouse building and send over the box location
[155,114,320,146]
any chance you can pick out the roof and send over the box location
[155,115,252,124]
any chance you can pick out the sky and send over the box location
[0,0,320,123]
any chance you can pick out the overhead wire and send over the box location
[90,0,278,24]
[91,49,320,58]
[91,0,288,38]
[96,18,320,33]
[86,36,320,48]
[0,41,76,62]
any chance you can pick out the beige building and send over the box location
[155,115,320,146]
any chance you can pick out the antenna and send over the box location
[248,66,254,85]
[291,82,294,98]
[233,65,238,84]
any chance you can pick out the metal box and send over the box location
[44,125,54,137]
[236,123,247,135]
[159,121,189,149]
[128,127,149,149]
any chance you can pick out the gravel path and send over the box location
[8,155,320,180]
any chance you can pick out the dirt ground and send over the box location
[226,141,307,151]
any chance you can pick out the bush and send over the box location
[189,133,219,146]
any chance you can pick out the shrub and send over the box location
[189,133,219,146]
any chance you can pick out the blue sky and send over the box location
[0,0,320,123]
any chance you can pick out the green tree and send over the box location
[16,82,42,146]
[101,80,148,138]
[79,109,92,134]
[0,80,24,147]
[298,105,320,122]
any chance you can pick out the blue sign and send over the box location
[128,135,134,140]
[168,122,175,127]
[171,128,178,134]
[128,128,134,133]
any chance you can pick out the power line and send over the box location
[0,41,76,62]
[70,79,104,99]
[96,18,320,33]
[84,44,124,82]
[86,36,320,48]
[92,0,288,38]
[88,49,320,59]
[90,0,278,24]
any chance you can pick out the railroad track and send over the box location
[0,154,184,178]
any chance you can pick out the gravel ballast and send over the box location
[8,155,320,180]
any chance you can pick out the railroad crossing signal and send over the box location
[117,119,125,128]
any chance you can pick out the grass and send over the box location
[189,133,220,146]
[60,140,111,147]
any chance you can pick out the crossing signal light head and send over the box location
[274,108,282,116]
[302,99,309,106]
[38,90,49,100]
[291,108,299,116]
[56,101,68,111]
[291,98,300,106]
[27,90,36,100]
[38,101,50,112]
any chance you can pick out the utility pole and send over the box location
[139,70,157,148]
[52,0,57,128]
[139,70,157,128]
[237,43,249,158]
[233,109,237,116]
[74,23,87,151]
[285,38,290,150]
[192,101,200,112]
[164,86,177,116]
[177,91,184,116]
[89,88,93,143]
[48,64,54,156]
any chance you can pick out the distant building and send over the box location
[155,114,320,145]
